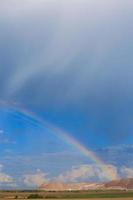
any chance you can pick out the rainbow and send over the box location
[0,100,118,181]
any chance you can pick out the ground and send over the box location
[0,190,133,199]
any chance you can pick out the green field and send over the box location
[0,190,133,199]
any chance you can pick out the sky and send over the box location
[0,0,133,189]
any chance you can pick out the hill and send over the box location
[40,182,103,191]
[40,178,133,191]
[104,178,133,190]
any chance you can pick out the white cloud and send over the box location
[23,169,48,187]
[56,164,118,183]
[0,164,13,183]
[120,167,133,178]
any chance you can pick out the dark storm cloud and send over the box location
[0,0,133,142]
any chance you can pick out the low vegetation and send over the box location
[27,193,44,199]
[0,190,133,199]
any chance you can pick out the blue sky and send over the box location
[0,0,133,188]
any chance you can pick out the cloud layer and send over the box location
[24,169,48,187]
[0,164,13,184]
[55,164,118,183]
[0,145,133,188]
[23,164,133,187]
[0,0,133,145]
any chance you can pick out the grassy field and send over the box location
[0,190,133,199]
